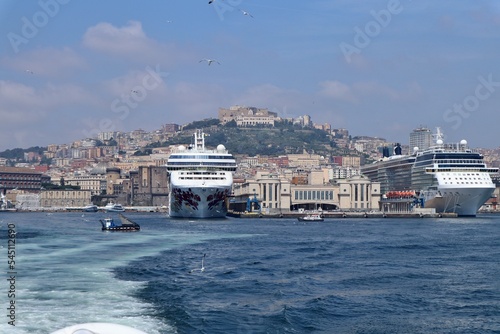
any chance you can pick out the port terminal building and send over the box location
[230,170,381,214]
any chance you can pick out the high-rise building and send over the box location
[409,127,432,151]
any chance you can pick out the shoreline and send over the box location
[3,208,500,218]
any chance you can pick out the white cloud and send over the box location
[83,21,148,53]
[0,47,87,77]
[82,21,194,66]
[0,80,96,123]
[318,80,356,102]
[0,81,44,122]
[0,80,99,148]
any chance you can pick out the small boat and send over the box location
[297,213,324,222]
[103,202,125,212]
[100,214,140,231]
[83,204,99,212]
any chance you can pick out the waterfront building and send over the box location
[231,171,291,214]
[232,169,381,212]
[64,174,106,196]
[0,166,49,192]
[338,175,381,210]
[40,189,92,209]
[128,166,169,206]
[290,183,339,211]
[15,193,41,210]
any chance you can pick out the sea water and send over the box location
[0,212,499,333]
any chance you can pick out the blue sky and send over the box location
[0,0,500,151]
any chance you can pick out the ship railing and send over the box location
[418,144,479,155]
[425,167,498,173]
[169,148,229,154]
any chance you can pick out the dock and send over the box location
[227,211,458,219]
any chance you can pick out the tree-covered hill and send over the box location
[153,119,359,157]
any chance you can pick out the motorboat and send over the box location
[297,213,324,222]
[83,204,98,212]
[103,202,125,212]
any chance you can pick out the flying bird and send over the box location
[189,254,206,273]
[239,9,253,18]
[199,58,220,66]
[25,69,34,74]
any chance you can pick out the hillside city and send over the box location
[1,105,500,212]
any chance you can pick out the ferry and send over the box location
[166,130,237,218]
[361,128,498,216]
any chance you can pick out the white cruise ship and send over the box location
[361,128,498,216]
[166,130,237,218]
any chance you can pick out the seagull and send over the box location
[25,69,34,74]
[199,59,220,66]
[239,9,254,18]
[208,0,214,4]
[189,253,206,273]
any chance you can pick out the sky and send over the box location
[0,0,500,151]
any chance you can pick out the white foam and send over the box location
[0,231,178,334]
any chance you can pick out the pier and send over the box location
[227,211,457,219]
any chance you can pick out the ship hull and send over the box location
[421,186,495,216]
[168,186,231,218]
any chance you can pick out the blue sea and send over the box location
[1,212,499,334]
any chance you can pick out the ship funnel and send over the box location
[382,146,390,158]
[394,143,402,155]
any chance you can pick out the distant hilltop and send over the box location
[1,114,499,169]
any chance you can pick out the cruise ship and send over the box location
[166,130,237,218]
[361,128,498,216]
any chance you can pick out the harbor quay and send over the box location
[227,211,458,219]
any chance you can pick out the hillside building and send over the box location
[218,105,278,126]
